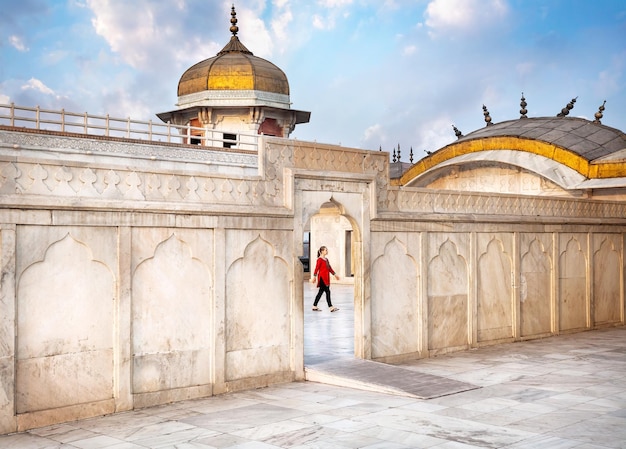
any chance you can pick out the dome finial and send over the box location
[452,124,463,138]
[520,93,528,118]
[482,104,493,126]
[230,5,239,36]
[557,97,577,117]
[594,100,606,124]
[217,5,253,55]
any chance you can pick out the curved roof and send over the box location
[456,117,626,159]
[177,7,289,98]
[177,37,290,97]
[400,116,626,187]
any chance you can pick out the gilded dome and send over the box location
[177,7,289,98]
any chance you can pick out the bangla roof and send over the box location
[399,111,626,187]
[456,116,626,162]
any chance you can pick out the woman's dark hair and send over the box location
[317,246,327,258]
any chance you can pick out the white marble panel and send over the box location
[0,227,16,434]
[428,238,469,349]
[225,233,291,380]
[477,234,513,342]
[371,237,419,358]
[131,230,213,392]
[16,231,115,413]
[559,234,588,331]
[592,234,622,325]
[520,235,552,337]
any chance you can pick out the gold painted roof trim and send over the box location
[399,135,626,186]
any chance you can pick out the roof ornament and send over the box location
[218,5,253,55]
[452,124,463,138]
[392,146,397,162]
[397,143,401,162]
[557,97,577,117]
[482,105,493,126]
[230,5,239,36]
[520,93,528,118]
[594,100,606,124]
[409,147,414,163]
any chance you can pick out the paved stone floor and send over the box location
[2,283,626,448]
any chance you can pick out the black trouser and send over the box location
[313,279,333,307]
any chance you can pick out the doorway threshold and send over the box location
[305,357,478,399]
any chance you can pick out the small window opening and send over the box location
[223,133,237,148]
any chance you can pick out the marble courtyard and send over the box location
[1,6,625,436]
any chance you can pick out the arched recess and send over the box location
[309,200,355,283]
[294,183,370,366]
[402,149,589,191]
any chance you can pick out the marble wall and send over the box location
[369,228,624,362]
[0,128,624,434]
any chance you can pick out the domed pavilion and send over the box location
[157,6,309,146]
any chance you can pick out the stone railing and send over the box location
[0,103,259,151]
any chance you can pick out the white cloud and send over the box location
[309,0,356,31]
[403,45,417,55]
[85,0,219,70]
[22,78,55,95]
[9,35,28,52]
[0,94,10,104]
[425,0,508,35]
[317,0,353,7]
[363,123,385,143]
[312,14,326,29]
[238,8,274,57]
[272,9,293,41]
[415,116,456,153]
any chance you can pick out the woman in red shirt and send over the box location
[310,246,340,312]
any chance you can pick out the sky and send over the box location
[1,0,625,160]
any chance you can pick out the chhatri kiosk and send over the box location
[0,6,625,435]
[157,6,310,144]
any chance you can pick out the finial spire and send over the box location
[409,146,414,163]
[218,5,253,55]
[452,124,463,139]
[230,5,239,36]
[520,93,528,118]
[557,97,577,117]
[483,105,493,126]
[594,100,606,124]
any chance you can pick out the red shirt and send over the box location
[313,257,335,287]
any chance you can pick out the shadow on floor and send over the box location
[303,282,478,399]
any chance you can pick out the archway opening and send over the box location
[303,201,356,365]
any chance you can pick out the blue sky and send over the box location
[1,0,625,159]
